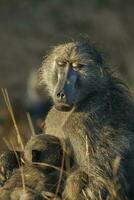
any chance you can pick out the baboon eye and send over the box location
[57,61,66,67]
[72,63,84,71]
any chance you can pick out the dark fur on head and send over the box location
[41,41,107,111]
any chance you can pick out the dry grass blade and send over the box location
[32,162,67,173]
[82,189,90,200]
[42,191,60,200]
[3,137,12,150]
[2,137,26,192]
[20,166,26,193]
[53,140,66,200]
[26,112,36,136]
[1,88,24,151]
[10,140,26,193]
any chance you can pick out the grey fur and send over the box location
[41,41,134,199]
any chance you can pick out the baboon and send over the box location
[39,41,134,199]
[0,165,63,200]
[0,134,72,200]
[24,134,73,172]
[0,151,21,187]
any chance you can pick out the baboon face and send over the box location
[42,42,104,111]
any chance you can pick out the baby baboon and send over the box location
[40,41,134,199]
[24,134,73,172]
[0,165,64,200]
[0,134,72,200]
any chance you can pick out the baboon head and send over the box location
[41,41,105,111]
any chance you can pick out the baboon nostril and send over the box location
[57,92,61,98]
[56,91,66,99]
[61,93,65,98]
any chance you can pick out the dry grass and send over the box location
[1,88,25,151]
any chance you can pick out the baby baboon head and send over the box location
[41,41,104,111]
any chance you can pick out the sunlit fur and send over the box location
[41,41,106,109]
[41,41,134,199]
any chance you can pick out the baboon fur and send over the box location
[0,165,65,200]
[40,41,134,199]
[0,151,21,187]
[0,134,73,200]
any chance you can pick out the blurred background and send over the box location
[0,0,134,149]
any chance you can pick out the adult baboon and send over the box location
[40,41,134,199]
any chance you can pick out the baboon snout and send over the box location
[53,66,78,111]
[54,88,74,111]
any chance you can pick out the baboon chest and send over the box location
[45,108,91,166]
[45,108,69,138]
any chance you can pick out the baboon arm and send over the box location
[85,155,128,199]
[67,126,130,199]
[63,150,129,200]
[84,132,130,200]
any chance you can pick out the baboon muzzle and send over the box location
[54,64,77,110]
